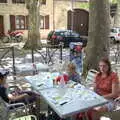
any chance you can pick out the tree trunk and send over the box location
[114,0,120,27]
[83,0,110,76]
[24,0,41,49]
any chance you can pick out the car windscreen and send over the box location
[111,29,117,33]
[64,31,80,37]
[55,31,66,36]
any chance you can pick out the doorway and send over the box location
[67,9,89,36]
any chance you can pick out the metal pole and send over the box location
[45,46,48,64]
[71,0,74,31]
[31,48,34,63]
[12,46,16,79]
[60,42,63,63]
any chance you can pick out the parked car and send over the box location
[47,30,87,47]
[110,27,120,43]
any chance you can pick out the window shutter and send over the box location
[10,15,15,31]
[41,0,46,5]
[0,15,4,34]
[67,10,72,30]
[0,0,7,3]
[26,15,29,29]
[12,0,25,3]
[45,15,49,29]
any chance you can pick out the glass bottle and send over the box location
[59,75,65,88]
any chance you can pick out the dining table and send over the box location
[24,72,108,119]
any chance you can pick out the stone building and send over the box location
[0,0,89,39]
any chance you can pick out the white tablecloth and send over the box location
[25,72,60,90]
[15,63,49,74]
[24,74,108,118]
[39,84,108,118]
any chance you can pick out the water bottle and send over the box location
[58,75,66,96]
[59,75,65,88]
[46,76,53,88]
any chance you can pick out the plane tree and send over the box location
[24,0,41,49]
[83,0,110,75]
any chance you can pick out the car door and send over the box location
[63,31,82,47]
[69,32,82,46]
[63,31,72,47]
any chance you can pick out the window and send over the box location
[10,15,28,30]
[15,16,25,29]
[10,15,49,30]
[40,15,49,29]
[41,0,46,5]
[12,0,25,4]
[0,0,7,3]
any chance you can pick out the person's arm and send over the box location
[8,93,29,101]
[103,82,119,99]
[74,72,81,83]
[104,73,119,100]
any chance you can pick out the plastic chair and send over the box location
[0,97,27,119]
[85,69,98,88]
[11,115,37,120]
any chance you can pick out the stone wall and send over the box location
[54,0,85,30]
[0,0,86,39]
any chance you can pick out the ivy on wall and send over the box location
[79,3,89,10]
[111,0,117,3]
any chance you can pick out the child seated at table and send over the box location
[55,62,81,84]
[0,69,39,104]
[67,62,81,83]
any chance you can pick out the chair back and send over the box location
[114,97,120,111]
[0,96,27,119]
[0,97,8,120]
[85,69,98,85]
[12,115,37,120]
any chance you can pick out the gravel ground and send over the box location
[0,41,120,119]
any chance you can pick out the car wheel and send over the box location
[110,37,116,44]
[17,36,23,42]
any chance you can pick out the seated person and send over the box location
[87,58,119,120]
[0,69,39,104]
[67,62,81,83]
[55,63,81,84]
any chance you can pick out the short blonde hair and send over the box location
[68,62,76,71]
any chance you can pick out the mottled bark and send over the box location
[83,0,110,76]
[24,0,41,49]
[111,0,117,4]
[114,0,120,27]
